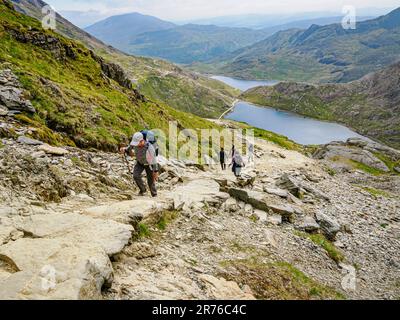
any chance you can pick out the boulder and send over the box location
[252,210,268,223]
[223,198,239,213]
[0,87,35,113]
[228,188,298,222]
[17,136,43,146]
[199,274,255,300]
[264,187,289,198]
[315,211,341,241]
[38,144,69,156]
[169,179,221,213]
[314,143,390,172]
[0,105,8,116]
[236,173,256,188]
[12,213,133,256]
[267,203,297,221]
[277,174,303,198]
[266,214,283,226]
[0,238,112,300]
[83,199,173,226]
[299,216,320,233]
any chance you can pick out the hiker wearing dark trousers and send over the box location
[220,147,226,170]
[120,132,159,197]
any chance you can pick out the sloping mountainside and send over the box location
[11,0,238,118]
[0,0,217,150]
[241,62,400,148]
[114,24,272,64]
[85,12,176,49]
[198,8,400,83]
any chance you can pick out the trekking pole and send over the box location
[122,153,133,175]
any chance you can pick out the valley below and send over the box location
[213,76,367,145]
[0,0,400,302]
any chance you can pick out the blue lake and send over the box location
[211,75,279,92]
[213,76,367,145]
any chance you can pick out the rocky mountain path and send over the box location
[1,122,399,300]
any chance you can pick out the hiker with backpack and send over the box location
[230,149,245,177]
[120,131,159,197]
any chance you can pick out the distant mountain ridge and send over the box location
[197,7,400,83]
[84,13,272,64]
[85,12,176,49]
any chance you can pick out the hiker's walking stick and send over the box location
[122,153,133,175]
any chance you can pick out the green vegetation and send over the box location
[296,231,344,263]
[251,127,302,151]
[219,257,345,300]
[138,223,152,238]
[361,187,394,199]
[102,52,239,118]
[0,140,4,149]
[0,2,223,150]
[350,161,386,176]
[13,0,240,119]
[156,210,180,231]
[373,152,400,175]
[308,234,345,263]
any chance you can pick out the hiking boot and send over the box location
[151,193,158,198]
[138,191,146,197]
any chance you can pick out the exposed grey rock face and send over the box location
[315,211,341,241]
[0,69,35,114]
[314,137,400,174]
[314,142,390,172]
[227,187,299,222]
[347,138,400,162]
[299,216,320,233]
[277,173,303,198]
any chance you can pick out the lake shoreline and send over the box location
[211,75,371,145]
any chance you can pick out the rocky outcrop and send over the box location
[315,211,341,241]
[314,139,392,172]
[0,211,134,299]
[89,51,145,101]
[0,69,35,115]
[227,188,300,222]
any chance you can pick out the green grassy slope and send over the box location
[11,0,239,119]
[0,0,217,150]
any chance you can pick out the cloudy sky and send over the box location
[45,0,399,20]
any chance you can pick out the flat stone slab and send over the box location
[82,199,174,225]
[12,213,133,256]
[38,144,69,156]
[17,136,43,146]
[0,238,112,300]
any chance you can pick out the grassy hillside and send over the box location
[195,8,400,83]
[11,0,239,118]
[241,62,400,148]
[0,0,217,150]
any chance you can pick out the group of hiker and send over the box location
[220,144,253,178]
[120,130,254,197]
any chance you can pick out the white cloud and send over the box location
[45,0,399,20]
